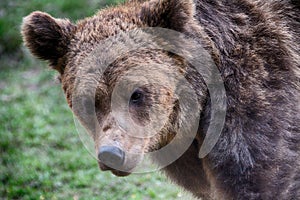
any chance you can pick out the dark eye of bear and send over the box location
[130,89,144,104]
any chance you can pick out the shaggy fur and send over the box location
[21,0,300,199]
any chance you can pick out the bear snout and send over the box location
[97,146,132,177]
[98,146,125,169]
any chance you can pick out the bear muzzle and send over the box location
[98,145,131,177]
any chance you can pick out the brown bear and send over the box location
[21,0,300,199]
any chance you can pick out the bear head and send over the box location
[21,0,214,176]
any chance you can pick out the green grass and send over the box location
[0,1,195,199]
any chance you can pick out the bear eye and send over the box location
[130,89,144,104]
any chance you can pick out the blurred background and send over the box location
[0,0,195,199]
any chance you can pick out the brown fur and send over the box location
[21,0,300,199]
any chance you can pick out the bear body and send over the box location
[21,0,300,199]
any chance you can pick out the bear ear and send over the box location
[140,0,195,31]
[21,11,76,73]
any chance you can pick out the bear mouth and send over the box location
[98,162,132,177]
[111,170,131,177]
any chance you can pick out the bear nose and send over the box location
[98,146,125,169]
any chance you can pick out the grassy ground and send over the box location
[0,1,195,199]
